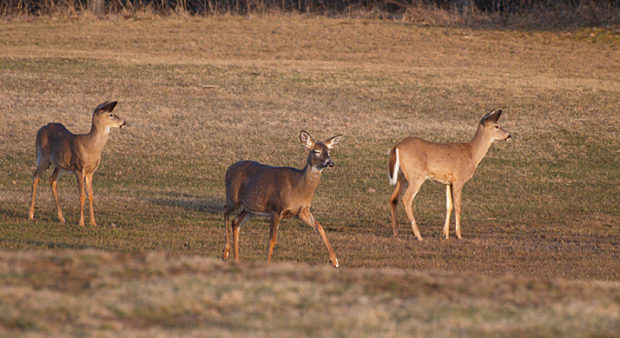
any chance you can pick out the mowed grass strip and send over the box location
[0,16,618,281]
[0,250,618,336]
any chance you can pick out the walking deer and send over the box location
[28,101,126,226]
[222,130,342,267]
[388,109,511,240]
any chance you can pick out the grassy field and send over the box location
[0,15,619,335]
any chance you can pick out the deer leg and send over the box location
[29,169,44,220]
[299,210,339,268]
[75,171,85,227]
[389,178,405,238]
[29,152,50,220]
[222,210,231,260]
[232,210,252,262]
[28,175,40,220]
[222,203,240,260]
[85,174,96,226]
[222,208,232,260]
[50,168,65,224]
[443,184,453,239]
[267,213,281,262]
[401,179,424,240]
[452,182,464,239]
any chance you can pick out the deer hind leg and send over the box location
[401,179,424,240]
[231,210,253,262]
[29,155,50,220]
[85,173,96,226]
[299,210,339,268]
[222,203,240,260]
[443,184,453,239]
[452,182,465,239]
[267,213,281,262]
[389,178,406,238]
[28,175,40,220]
[50,167,65,224]
[75,171,86,227]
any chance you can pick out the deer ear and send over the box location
[94,101,118,114]
[480,109,502,126]
[324,135,342,149]
[299,130,315,149]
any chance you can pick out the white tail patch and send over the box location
[389,147,400,186]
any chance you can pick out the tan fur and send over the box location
[389,109,511,240]
[28,101,126,226]
[222,130,342,267]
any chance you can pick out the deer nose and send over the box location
[505,134,512,141]
[120,120,127,128]
[327,159,335,167]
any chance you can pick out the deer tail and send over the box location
[388,145,400,186]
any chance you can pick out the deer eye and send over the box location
[494,125,499,129]
[109,113,114,118]
[313,150,321,156]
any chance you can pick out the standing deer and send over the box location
[388,109,511,240]
[222,130,342,267]
[28,101,126,226]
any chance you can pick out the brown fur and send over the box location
[389,110,511,240]
[222,130,342,267]
[28,101,126,226]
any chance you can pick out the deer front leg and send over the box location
[299,210,339,268]
[443,184,453,239]
[75,171,85,227]
[267,213,281,262]
[452,182,465,239]
[85,173,96,226]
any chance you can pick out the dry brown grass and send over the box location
[0,15,618,334]
[0,250,618,336]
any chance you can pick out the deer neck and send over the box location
[298,163,323,196]
[468,125,494,168]
[83,119,111,154]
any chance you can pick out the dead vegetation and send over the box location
[0,250,618,336]
[0,15,618,335]
[1,0,619,29]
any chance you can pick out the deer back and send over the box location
[225,130,342,218]
[225,161,317,217]
[36,123,77,171]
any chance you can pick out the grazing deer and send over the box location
[388,109,511,240]
[28,101,126,226]
[222,130,342,267]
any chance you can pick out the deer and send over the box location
[222,130,342,267]
[388,109,511,240]
[28,101,126,227]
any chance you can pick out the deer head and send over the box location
[92,101,126,132]
[480,109,511,142]
[300,130,342,171]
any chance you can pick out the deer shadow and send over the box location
[146,192,224,216]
